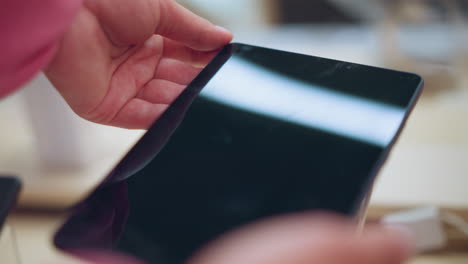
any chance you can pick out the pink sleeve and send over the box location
[0,0,83,98]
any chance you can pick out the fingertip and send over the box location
[360,225,417,263]
[191,24,233,52]
[157,0,233,51]
[214,25,234,42]
[382,225,417,258]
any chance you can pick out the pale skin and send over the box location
[48,1,414,263]
[190,214,413,264]
[46,0,232,129]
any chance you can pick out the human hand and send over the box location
[46,0,232,129]
[189,214,414,264]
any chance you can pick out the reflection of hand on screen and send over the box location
[55,182,129,251]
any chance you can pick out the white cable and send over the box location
[382,206,447,252]
[382,206,468,252]
[441,211,468,237]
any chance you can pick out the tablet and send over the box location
[54,43,423,264]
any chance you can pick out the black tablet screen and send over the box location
[54,43,423,264]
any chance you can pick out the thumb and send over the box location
[188,213,414,264]
[86,0,232,50]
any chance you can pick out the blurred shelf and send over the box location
[0,76,144,209]
[370,89,468,209]
[234,25,468,209]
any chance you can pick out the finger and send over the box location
[157,0,233,51]
[137,79,185,104]
[163,38,219,67]
[188,213,413,264]
[311,226,414,264]
[188,213,350,264]
[109,98,168,129]
[155,58,202,85]
[356,225,415,264]
[78,35,164,125]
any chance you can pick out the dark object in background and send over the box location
[276,0,359,23]
[0,177,21,231]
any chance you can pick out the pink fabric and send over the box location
[0,0,83,98]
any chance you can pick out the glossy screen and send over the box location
[54,44,423,264]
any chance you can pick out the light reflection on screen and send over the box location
[201,57,406,147]
[53,44,423,264]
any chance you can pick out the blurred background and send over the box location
[1,0,468,263]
